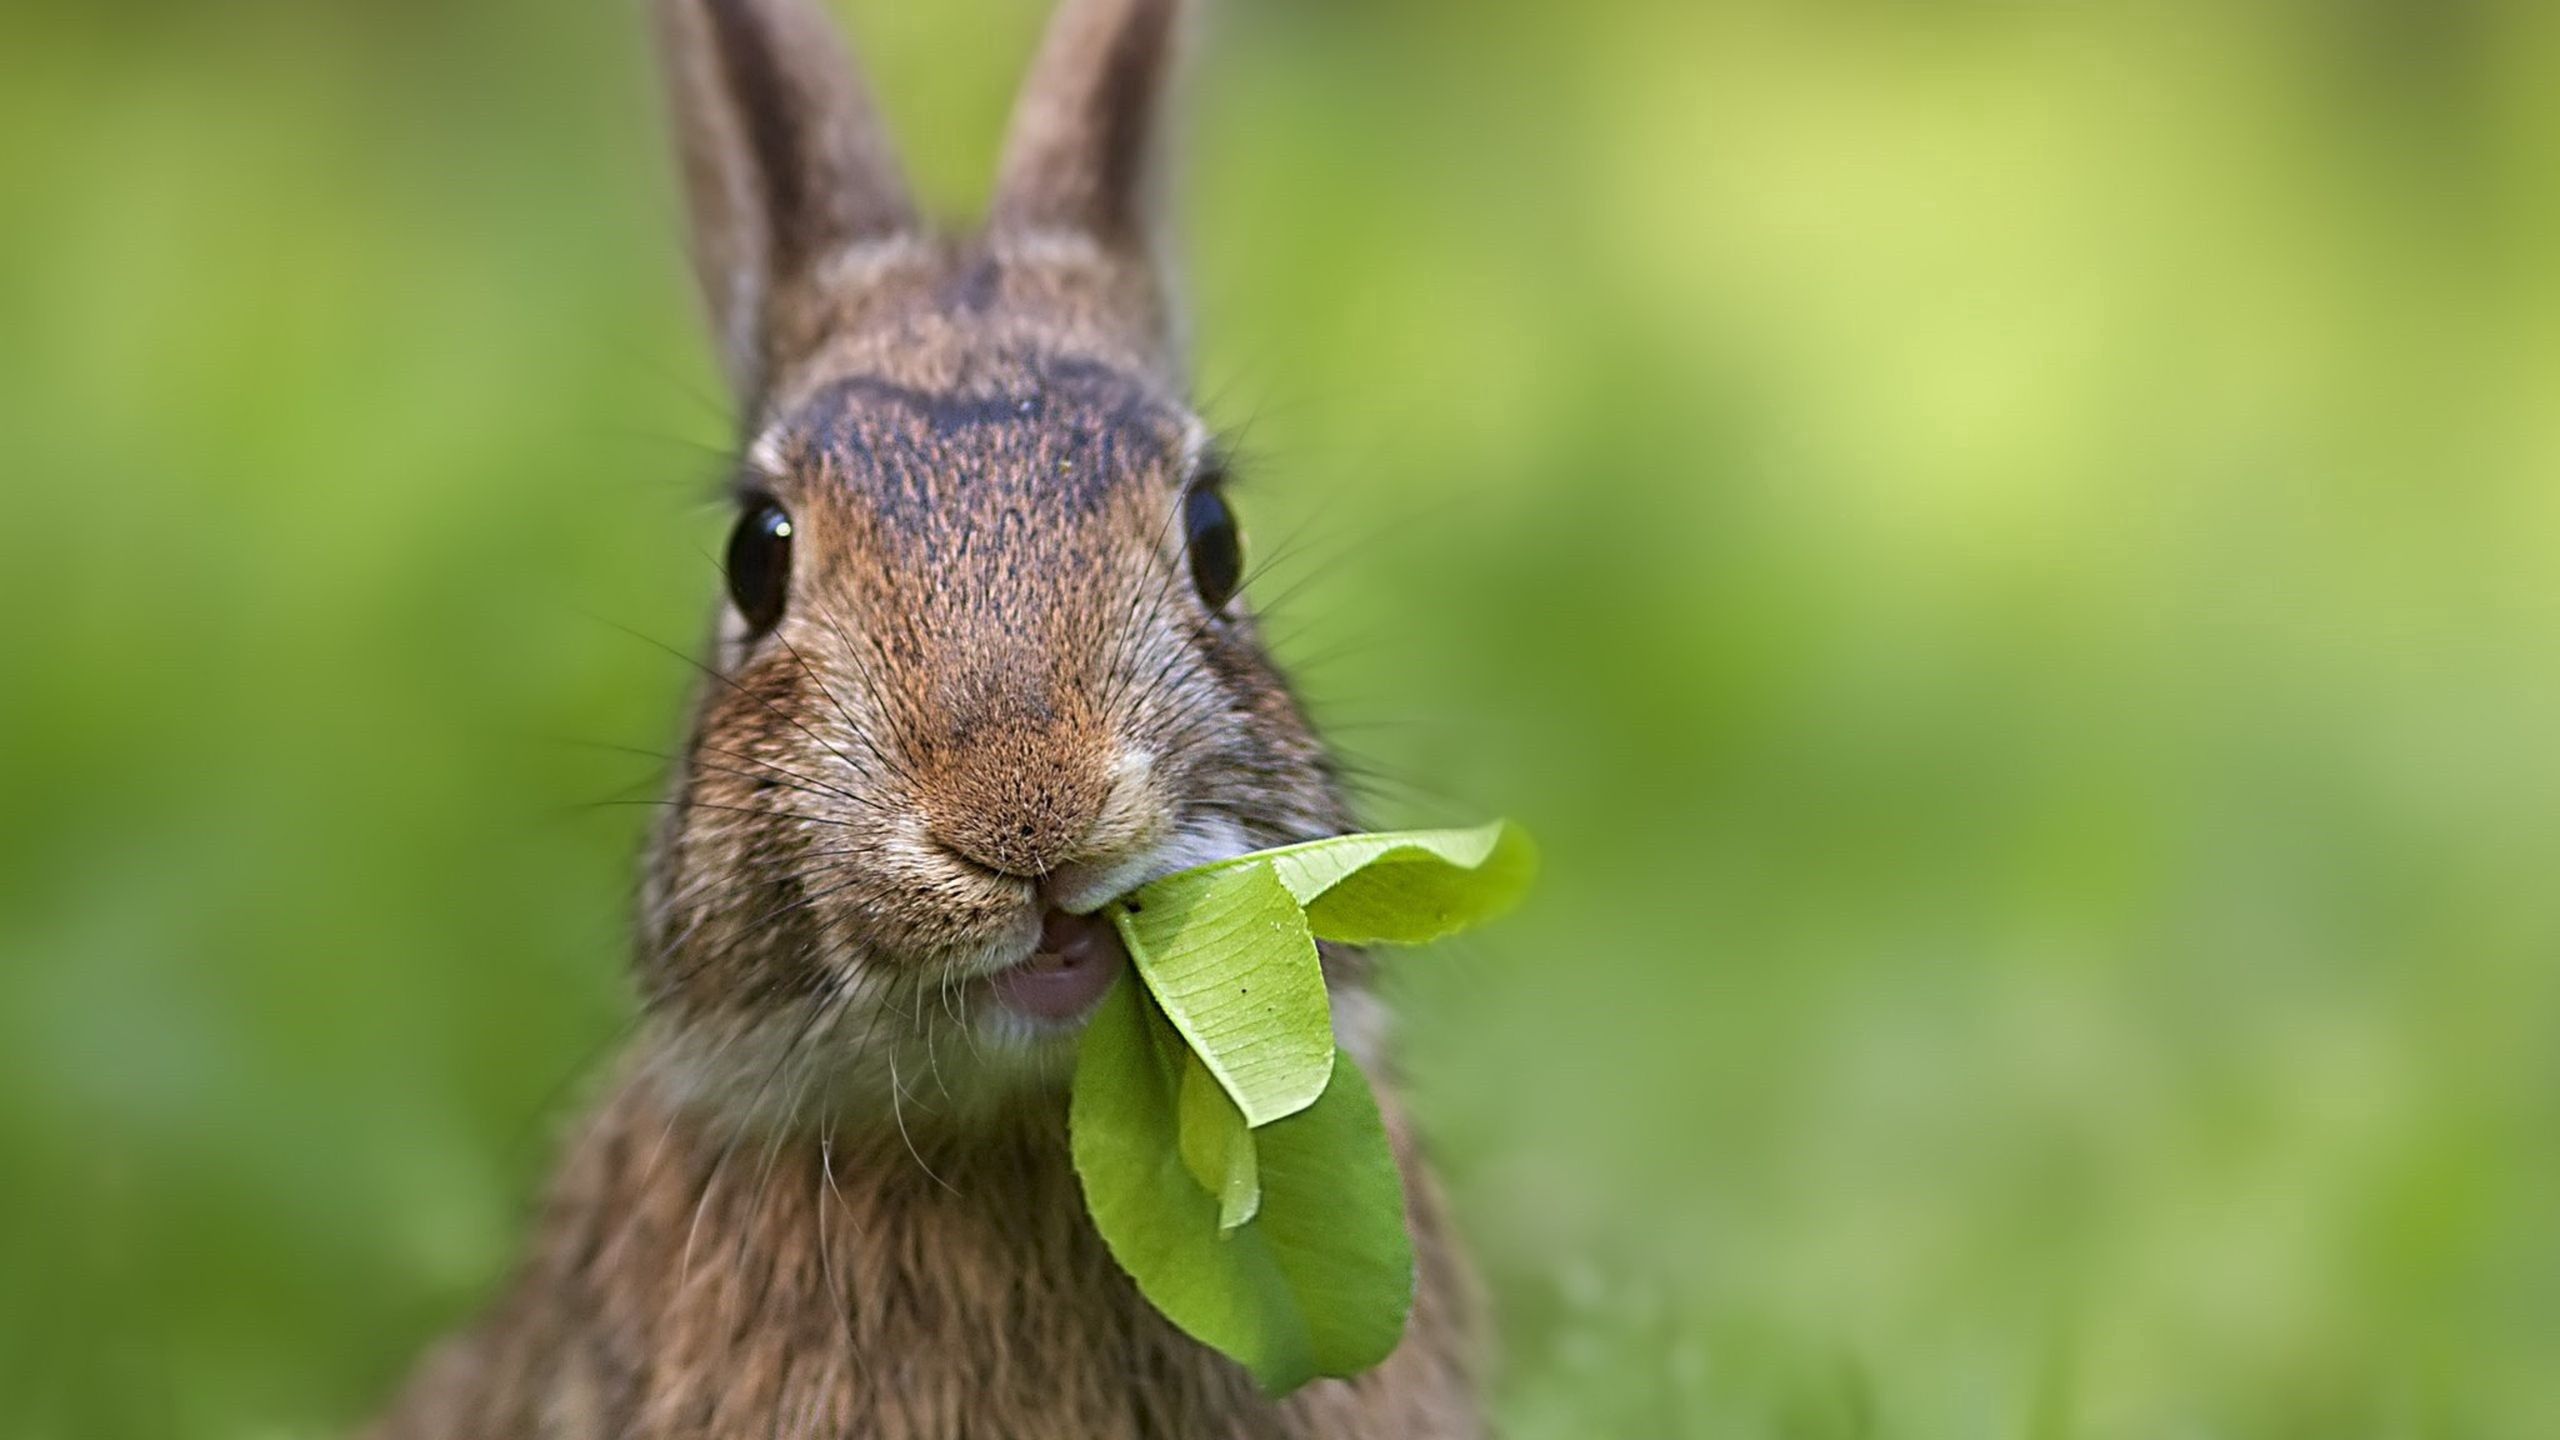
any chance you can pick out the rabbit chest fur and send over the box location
[370,1063,1476,1439]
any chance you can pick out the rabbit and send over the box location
[361,0,1482,1436]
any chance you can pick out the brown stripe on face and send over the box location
[785,350,1184,526]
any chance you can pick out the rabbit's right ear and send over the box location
[656,0,917,408]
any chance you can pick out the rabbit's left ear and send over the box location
[657,0,918,408]
[988,0,1190,357]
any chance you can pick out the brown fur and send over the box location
[371,1056,1473,1440]
[365,1,1482,1434]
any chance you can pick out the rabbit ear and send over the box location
[988,0,1187,290]
[657,0,918,405]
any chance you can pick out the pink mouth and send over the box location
[986,909,1129,1023]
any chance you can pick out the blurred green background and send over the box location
[5,0,2559,1434]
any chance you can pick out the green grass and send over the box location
[3,1,2558,1434]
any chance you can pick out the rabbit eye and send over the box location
[1184,485,1243,612]
[724,499,793,637]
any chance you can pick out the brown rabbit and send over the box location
[363,0,1480,1436]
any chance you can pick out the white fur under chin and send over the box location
[640,991,1080,1142]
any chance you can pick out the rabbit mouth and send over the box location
[982,909,1128,1023]
[963,816,1264,1030]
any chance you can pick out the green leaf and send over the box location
[1210,821,1540,946]
[1071,820,1530,1392]
[1177,1048,1261,1232]
[1111,862,1334,1127]
[1242,1046,1417,1384]
[1072,978,1414,1394]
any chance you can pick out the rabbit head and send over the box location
[637,0,1352,1130]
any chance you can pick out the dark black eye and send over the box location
[1184,485,1243,611]
[724,499,793,636]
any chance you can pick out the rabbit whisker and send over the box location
[680,986,853,1284]
[773,625,928,802]
[582,604,898,819]
[886,1051,960,1197]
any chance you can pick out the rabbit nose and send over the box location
[919,718,1111,879]
[928,776,1107,879]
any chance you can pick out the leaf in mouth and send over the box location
[1068,820,1536,1394]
